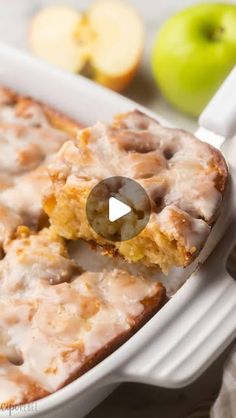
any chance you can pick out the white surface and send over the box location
[0,0,229,134]
[0,43,236,418]
[108,197,131,222]
[200,66,236,138]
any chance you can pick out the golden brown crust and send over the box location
[16,97,82,138]
[9,382,49,407]
[13,94,84,137]
[62,283,166,388]
[207,145,228,195]
[0,86,18,105]
[166,127,228,204]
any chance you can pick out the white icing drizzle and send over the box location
[0,228,162,401]
[49,110,226,253]
[0,88,76,246]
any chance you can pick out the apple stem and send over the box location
[211,26,225,42]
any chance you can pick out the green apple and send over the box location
[151,3,236,117]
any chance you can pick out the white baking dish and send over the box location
[0,43,236,418]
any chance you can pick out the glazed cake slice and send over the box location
[0,86,81,180]
[1,163,54,230]
[44,110,228,273]
[0,86,83,250]
[0,227,165,405]
[0,356,49,407]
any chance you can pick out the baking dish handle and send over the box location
[199,66,236,139]
[115,224,236,388]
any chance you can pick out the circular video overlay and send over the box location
[86,176,151,242]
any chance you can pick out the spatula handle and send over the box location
[199,66,236,138]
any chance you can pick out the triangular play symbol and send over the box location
[108,197,131,222]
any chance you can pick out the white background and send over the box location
[1,0,236,134]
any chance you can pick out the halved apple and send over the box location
[29,1,144,91]
[29,6,88,73]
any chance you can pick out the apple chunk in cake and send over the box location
[44,110,228,273]
[0,227,165,405]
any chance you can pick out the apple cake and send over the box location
[44,110,228,273]
[0,226,165,406]
[0,85,228,406]
[0,86,83,250]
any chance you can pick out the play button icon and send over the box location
[108,197,131,222]
[86,176,151,242]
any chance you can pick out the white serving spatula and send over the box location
[197,66,236,148]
